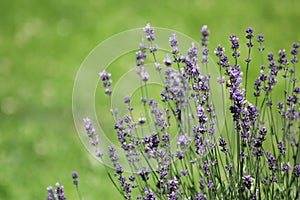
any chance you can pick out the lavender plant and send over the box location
[47,24,300,200]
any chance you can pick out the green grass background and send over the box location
[1,0,300,199]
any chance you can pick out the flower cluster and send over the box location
[99,70,112,95]
[83,117,103,158]
[47,24,300,200]
[72,172,79,186]
[46,183,66,200]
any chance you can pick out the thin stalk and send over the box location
[75,185,82,200]
[245,39,252,99]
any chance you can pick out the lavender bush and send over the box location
[47,24,300,200]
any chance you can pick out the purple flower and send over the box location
[124,96,131,104]
[168,176,179,192]
[188,42,198,64]
[99,70,112,95]
[201,25,210,37]
[177,134,191,149]
[136,47,149,82]
[143,133,160,154]
[278,49,288,65]
[162,133,170,143]
[221,147,229,153]
[99,70,111,82]
[225,164,232,171]
[200,25,210,63]
[245,27,254,39]
[257,34,265,51]
[281,163,291,172]
[240,152,246,159]
[169,33,178,48]
[253,75,262,97]
[294,165,300,177]
[136,50,147,61]
[72,172,78,179]
[207,180,215,191]
[148,99,168,130]
[202,161,210,171]
[155,62,162,71]
[118,176,132,199]
[181,169,189,176]
[157,168,168,180]
[277,141,286,155]
[270,176,277,183]
[55,183,66,200]
[243,173,253,190]
[258,127,267,138]
[128,175,135,182]
[267,153,277,172]
[149,45,157,53]
[108,145,118,163]
[261,178,268,185]
[163,67,190,106]
[72,171,80,186]
[164,54,172,66]
[214,45,225,57]
[245,27,254,48]
[215,45,230,69]
[291,42,299,63]
[195,193,207,200]
[138,167,151,182]
[199,178,205,189]
[257,34,264,43]
[245,58,251,63]
[176,150,184,160]
[143,23,155,42]
[46,186,56,200]
[143,188,156,200]
[230,35,240,51]
[169,34,179,54]
[138,117,146,125]
[167,191,178,200]
[291,46,299,55]
[293,43,300,48]
[202,48,209,63]
[140,71,149,82]
[139,43,146,50]
[114,163,124,175]
[83,118,103,157]
[219,137,227,147]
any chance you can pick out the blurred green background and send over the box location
[1,0,300,199]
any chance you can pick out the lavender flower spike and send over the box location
[143,23,155,42]
[55,182,66,200]
[99,70,112,95]
[46,186,56,200]
[200,25,210,47]
[72,171,80,186]
[169,33,179,54]
[83,117,103,158]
